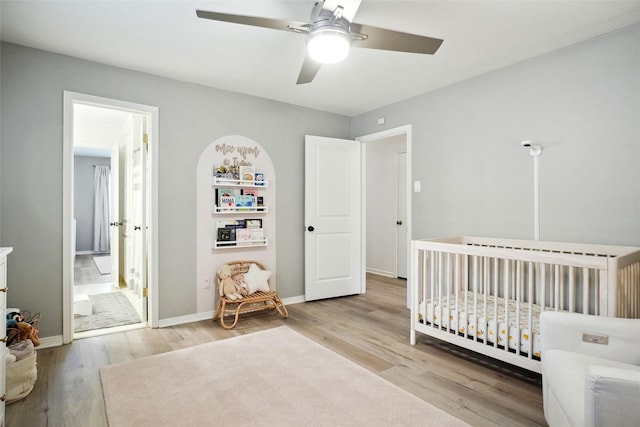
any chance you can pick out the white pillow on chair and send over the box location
[244,263,271,294]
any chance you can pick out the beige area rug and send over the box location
[100,326,469,427]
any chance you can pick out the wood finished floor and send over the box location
[6,273,546,426]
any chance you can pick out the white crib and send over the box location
[410,236,640,373]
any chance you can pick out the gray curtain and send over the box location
[93,165,111,252]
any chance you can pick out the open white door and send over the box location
[110,142,120,290]
[130,114,148,321]
[396,152,408,279]
[304,135,363,301]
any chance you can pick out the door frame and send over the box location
[356,125,412,305]
[62,91,160,343]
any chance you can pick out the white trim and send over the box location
[356,125,412,306]
[282,295,305,305]
[366,268,395,278]
[360,142,367,294]
[36,335,64,349]
[158,311,215,328]
[62,91,160,345]
[159,295,306,327]
[75,250,108,256]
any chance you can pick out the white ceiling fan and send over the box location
[196,0,443,84]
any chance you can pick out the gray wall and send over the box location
[2,22,639,338]
[0,42,351,337]
[352,23,640,247]
[74,156,111,252]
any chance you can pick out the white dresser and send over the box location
[0,247,13,427]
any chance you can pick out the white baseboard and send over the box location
[282,295,305,305]
[157,311,215,328]
[366,268,395,278]
[38,296,309,341]
[37,335,64,349]
[158,296,305,327]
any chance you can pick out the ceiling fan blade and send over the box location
[196,10,307,33]
[351,23,443,55]
[296,55,323,85]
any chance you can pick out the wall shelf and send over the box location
[212,206,268,214]
[213,239,268,250]
[213,177,268,188]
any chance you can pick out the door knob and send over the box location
[307,226,315,232]
[134,225,141,231]
[396,221,403,225]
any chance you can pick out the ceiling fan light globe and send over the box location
[307,29,351,64]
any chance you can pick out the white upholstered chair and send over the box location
[540,311,640,427]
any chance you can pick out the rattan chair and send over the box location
[213,260,288,329]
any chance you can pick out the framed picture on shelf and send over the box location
[245,218,262,229]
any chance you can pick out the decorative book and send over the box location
[235,195,255,208]
[219,195,235,209]
[217,228,233,242]
[236,228,264,243]
[216,188,240,206]
[239,166,255,181]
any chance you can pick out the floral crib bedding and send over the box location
[418,291,544,358]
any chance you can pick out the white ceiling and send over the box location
[2,0,640,117]
[73,104,131,156]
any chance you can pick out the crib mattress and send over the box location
[418,291,543,357]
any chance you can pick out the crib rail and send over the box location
[410,236,640,372]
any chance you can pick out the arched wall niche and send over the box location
[196,135,276,313]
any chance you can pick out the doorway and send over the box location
[357,126,412,305]
[62,92,159,343]
[303,127,411,303]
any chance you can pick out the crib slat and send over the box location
[554,265,561,311]
[568,266,575,313]
[527,262,534,360]
[493,257,499,348]
[437,251,443,328]
[429,251,436,325]
[541,263,547,310]
[472,255,479,342]
[582,267,589,315]
[503,260,510,353]
[483,256,489,345]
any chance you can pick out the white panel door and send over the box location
[131,114,148,321]
[110,142,120,290]
[305,135,362,301]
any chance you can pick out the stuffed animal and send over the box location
[13,322,40,347]
[233,273,250,297]
[218,264,243,301]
